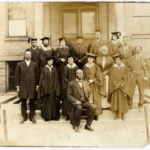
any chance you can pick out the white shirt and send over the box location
[102,56,106,69]
[25,60,31,66]
[136,54,141,60]
[76,79,83,88]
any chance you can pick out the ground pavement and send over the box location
[0,88,150,147]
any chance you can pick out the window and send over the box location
[8,2,26,36]
[81,10,96,38]
[62,8,97,39]
[63,10,78,37]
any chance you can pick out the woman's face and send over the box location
[112,35,117,41]
[100,46,108,56]
[47,59,53,66]
[60,40,66,47]
[43,39,49,46]
[68,57,74,64]
[115,57,121,65]
[87,57,94,64]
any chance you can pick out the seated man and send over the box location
[67,69,96,132]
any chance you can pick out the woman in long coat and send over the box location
[55,38,72,111]
[108,54,131,120]
[83,53,103,118]
[96,45,114,108]
[38,57,60,121]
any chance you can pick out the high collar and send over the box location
[85,63,95,68]
[67,63,77,68]
[113,63,125,68]
[46,64,53,69]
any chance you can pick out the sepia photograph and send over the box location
[0,0,150,148]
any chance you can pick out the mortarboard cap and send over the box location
[40,37,50,41]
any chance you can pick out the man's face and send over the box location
[68,57,74,65]
[47,59,53,66]
[25,51,31,60]
[77,38,83,45]
[31,41,37,48]
[76,70,83,80]
[135,47,142,54]
[123,37,129,45]
[43,39,49,46]
[95,31,102,40]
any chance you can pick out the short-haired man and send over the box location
[129,46,149,108]
[67,69,96,132]
[15,50,39,124]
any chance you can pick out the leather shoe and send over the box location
[31,117,37,124]
[20,118,27,124]
[75,126,80,132]
[85,124,94,131]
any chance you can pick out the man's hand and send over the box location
[36,86,39,92]
[16,86,20,92]
[76,101,82,105]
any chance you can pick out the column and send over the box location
[34,3,43,45]
[115,3,125,39]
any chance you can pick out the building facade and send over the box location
[0,2,150,93]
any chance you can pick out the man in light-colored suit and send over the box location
[129,46,149,108]
[118,36,134,66]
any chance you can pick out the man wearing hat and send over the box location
[26,37,42,77]
[88,29,108,56]
[73,36,88,69]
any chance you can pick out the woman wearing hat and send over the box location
[110,32,123,56]
[108,54,131,120]
[55,37,72,115]
[96,45,114,109]
[40,37,54,68]
[83,53,103,118]
[38,57,60,121]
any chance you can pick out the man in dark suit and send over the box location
[27,37,42,76]
[67,69,96,132]
[129,46,149,108]
[15,50,39,124]
[118,36,134,65]
[88,29,110,56]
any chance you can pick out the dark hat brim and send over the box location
[40,37,50,41]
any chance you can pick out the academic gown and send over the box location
[40,45,54,68]
[83,63,103,115]
[38,66,60,120]
[62,63,79,116]
[108,64,131,114]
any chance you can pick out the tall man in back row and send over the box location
[67,69,96,132]
[15,50,39,124]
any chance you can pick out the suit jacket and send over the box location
[67,80,93,105]
[129,55,149,77]
[15,60,39,99]
[119,45,134,59]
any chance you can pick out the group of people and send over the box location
[15,29,150,132]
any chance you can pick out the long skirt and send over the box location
[41,94,60,120]
[110,89,129,114]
